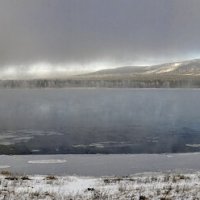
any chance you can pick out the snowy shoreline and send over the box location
[0,171,200,199]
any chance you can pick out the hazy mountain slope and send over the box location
[0,59,200,88]
[88,66,148,75]
[87,59,200,76]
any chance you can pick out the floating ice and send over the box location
[28,159,67,164]
[0,165,10,169]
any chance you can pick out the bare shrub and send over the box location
[1,170,12,176]
[45,175,57,180]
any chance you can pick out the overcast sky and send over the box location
[1,0,200,77]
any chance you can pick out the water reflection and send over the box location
[0,88,199,153]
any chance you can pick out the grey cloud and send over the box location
[0,0,200,69]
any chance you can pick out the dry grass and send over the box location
[45,175,57,180]
[0,170,12,176]
[0,172,199,199]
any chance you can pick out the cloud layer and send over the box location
[0,0,200,75]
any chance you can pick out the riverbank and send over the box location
[0,170,200,199]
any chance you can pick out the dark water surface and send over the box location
[0,88,200,153]
[1,154,200,176]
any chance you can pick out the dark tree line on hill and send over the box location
[0,76,200,88]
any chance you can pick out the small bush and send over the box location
[21,176,31,180]
[45,175,57,180]
[1,170,12,176]
[5,176,18,180]
[139,195,148,200]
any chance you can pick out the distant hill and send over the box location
[1,59,200,88]
[85,59,200,77]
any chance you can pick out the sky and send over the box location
[1,0,200,78]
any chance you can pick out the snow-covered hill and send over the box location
[88,59,200,76]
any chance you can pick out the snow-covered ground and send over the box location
[1,171,200,199]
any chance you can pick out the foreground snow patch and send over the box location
[1,171,200,199]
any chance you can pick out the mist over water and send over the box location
[0,88,200,153]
